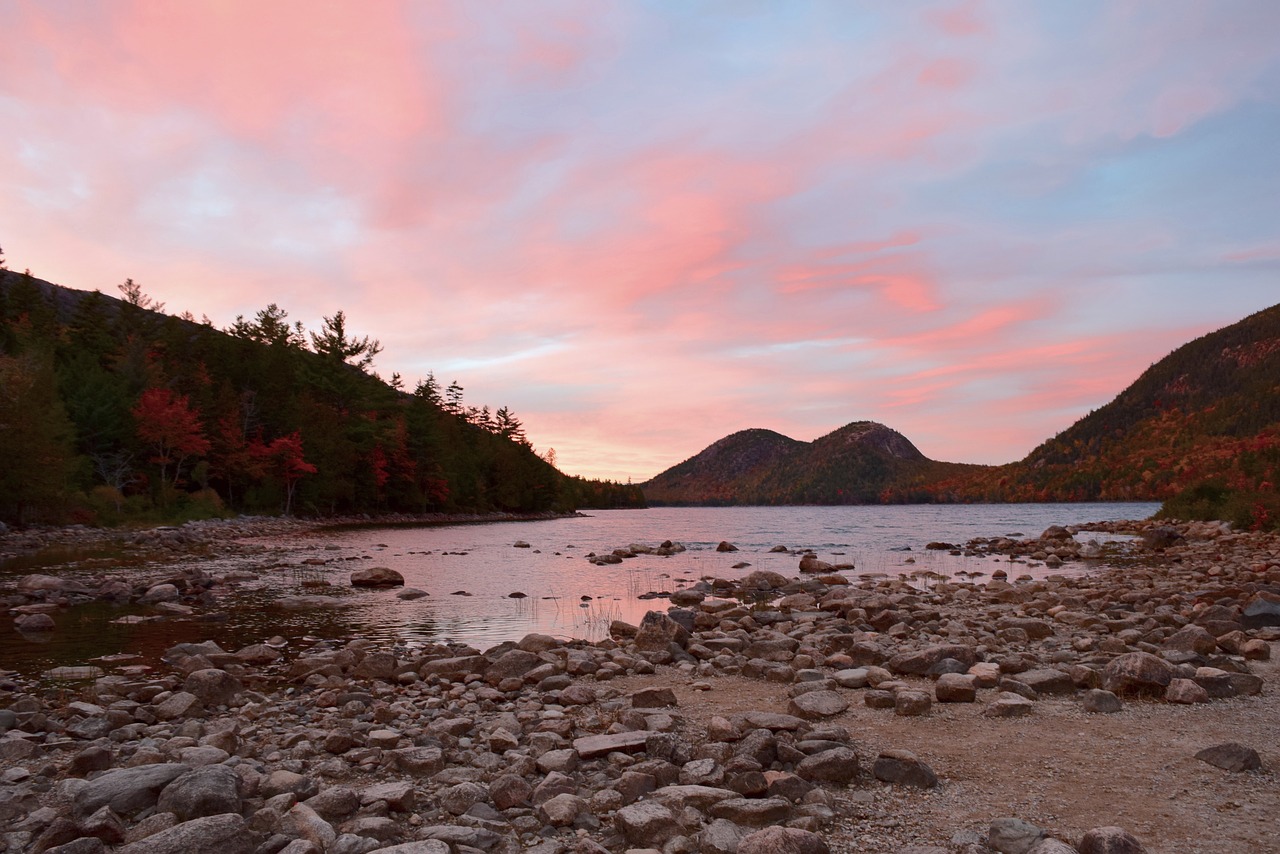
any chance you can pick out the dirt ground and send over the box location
[609,655,1280,854]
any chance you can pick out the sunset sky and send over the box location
[2,1,1278,482]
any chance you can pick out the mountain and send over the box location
[642,302,1280,525]
[0,267,644,525]
[935,302,1280,525]
[642,421,986,505]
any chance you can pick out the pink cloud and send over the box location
[917,58,977,90]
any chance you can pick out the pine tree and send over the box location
[0,349,77,523]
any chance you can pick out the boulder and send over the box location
[1102,652,1175,696]
[115,814,258,854]
[934,673,977,703]
[615,801,678,847]
[741,570,790,590]
[872,749,938,789]
[1164,678,1210,704]
[1078,826,1147,854]
[795,747,858,784]
[1017,668,1075,696]
[631,686,678,708]
[798,555,834,574]
[14,613,56,632]
[1162,624,1218,656]
[1242,592,1280,630]
[738,826,831,854]
[988,817,1045,854]
[156,765,242,821]
[182,669,242,706]
[1140,526,1182,551]
[350,567,404,587]
[73,763,189,820]
[1194,743,1263,772]
[887,644,978,675]
[633,610,690,651]
[787,690,848,720]
[983,692,1034,718]
[1082,689,1122,714]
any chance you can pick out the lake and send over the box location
[2,502,1160,678]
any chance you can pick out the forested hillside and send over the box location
[0,258,643,525]
[642,421,987,505]
[931,303,1280,528]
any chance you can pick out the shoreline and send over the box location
[0,518,1275,852]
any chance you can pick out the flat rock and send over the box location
[984,692,1034,718]
[738,826,831,854]
[740,711,807,731]
[573,731,649,758]
[1194,742,1263,772]
[708,796,794,827]
[1018,668,1075,696]
[73,763,190,820]
[787,690,848,720]
[115,814,257,854]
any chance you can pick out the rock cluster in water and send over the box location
[0,518,1275,853]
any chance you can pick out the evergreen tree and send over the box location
[0,349,77,523]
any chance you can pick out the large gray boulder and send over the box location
[156,765,242,821]
[73,763,190,820]
[115,814,258,854]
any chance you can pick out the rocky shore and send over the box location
[1,517,1277,854]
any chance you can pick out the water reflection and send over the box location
[2,502,1158,677]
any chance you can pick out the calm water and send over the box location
[2,503,1159,677]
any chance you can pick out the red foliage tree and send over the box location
[132,387,210,487]
[256,431,316,515]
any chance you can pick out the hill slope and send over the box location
[0,268,644,524]
[934,302,1280,519]
[642,421,986,505]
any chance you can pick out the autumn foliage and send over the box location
[0,269,643,524]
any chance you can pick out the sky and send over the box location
[2,1,1278,482]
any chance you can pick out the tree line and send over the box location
[0,258,644,525]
